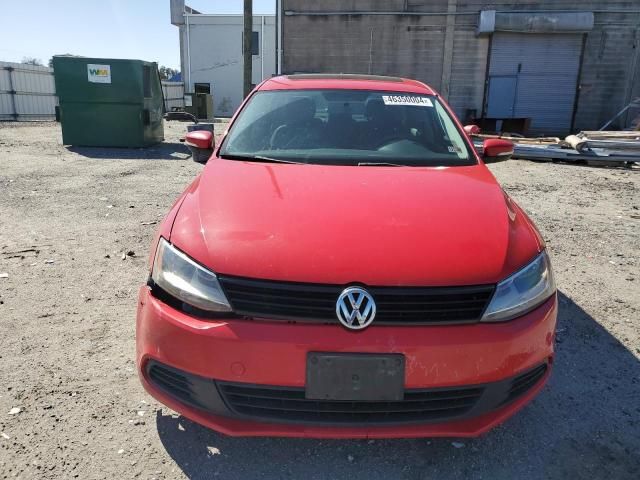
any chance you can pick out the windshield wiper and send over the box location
[357,162,409,167]
[220,153,305,164]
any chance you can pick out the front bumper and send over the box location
[136,286,557,438]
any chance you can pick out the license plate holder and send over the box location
[306,353,405,401]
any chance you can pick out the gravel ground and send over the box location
[0,121,638,480]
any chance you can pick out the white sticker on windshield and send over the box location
[382,95,433,107]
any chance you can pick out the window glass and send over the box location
[220,90,475,166]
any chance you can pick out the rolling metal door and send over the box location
[487,32,583,134]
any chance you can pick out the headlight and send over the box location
[481,250,555,322]
[151,238,232,312]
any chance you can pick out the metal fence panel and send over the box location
[0,61,57,121]
[161,81,185,111]
[0,68,11,90]
[0,94,13,116]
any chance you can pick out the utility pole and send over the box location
[243,0,253,98]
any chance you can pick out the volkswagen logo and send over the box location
[336,287,376,330]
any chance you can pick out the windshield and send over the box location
[219,89,475,166]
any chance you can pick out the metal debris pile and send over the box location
[473,98,640,165]
[474,130,640,165]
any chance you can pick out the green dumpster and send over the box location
[53,56,164,147]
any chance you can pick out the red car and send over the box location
[137,74,557,439]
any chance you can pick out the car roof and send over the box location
[259,74,436,95]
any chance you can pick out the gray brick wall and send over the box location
[282,0,640,132]
[574,23,640,130]
[283,14,447,88]
[447,26,489,119]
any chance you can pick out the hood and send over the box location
[170,159,542,286]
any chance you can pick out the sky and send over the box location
[0,0,275,69]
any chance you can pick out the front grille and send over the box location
[218,382,484,425]
[148,362,194,405]
[504,363,548,404]
[218,276,495,325]
[146,360,550,427]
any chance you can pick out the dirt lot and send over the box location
[0,121,638,480]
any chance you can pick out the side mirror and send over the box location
[482,138,514,164]
[464,124,481,135]
[184,130,214,164]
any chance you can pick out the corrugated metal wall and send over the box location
[487,33,583,134]
[0,61,56,121]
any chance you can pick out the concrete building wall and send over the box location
[282,0,640,132]
[574,17,640,130]
[447,24,489,121]
[178,15,276,117]
[283,13,447,89]
[631,30,640,126]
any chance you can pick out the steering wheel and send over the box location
[269,124,291,150]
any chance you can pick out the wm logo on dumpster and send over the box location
[87,64,111,84]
